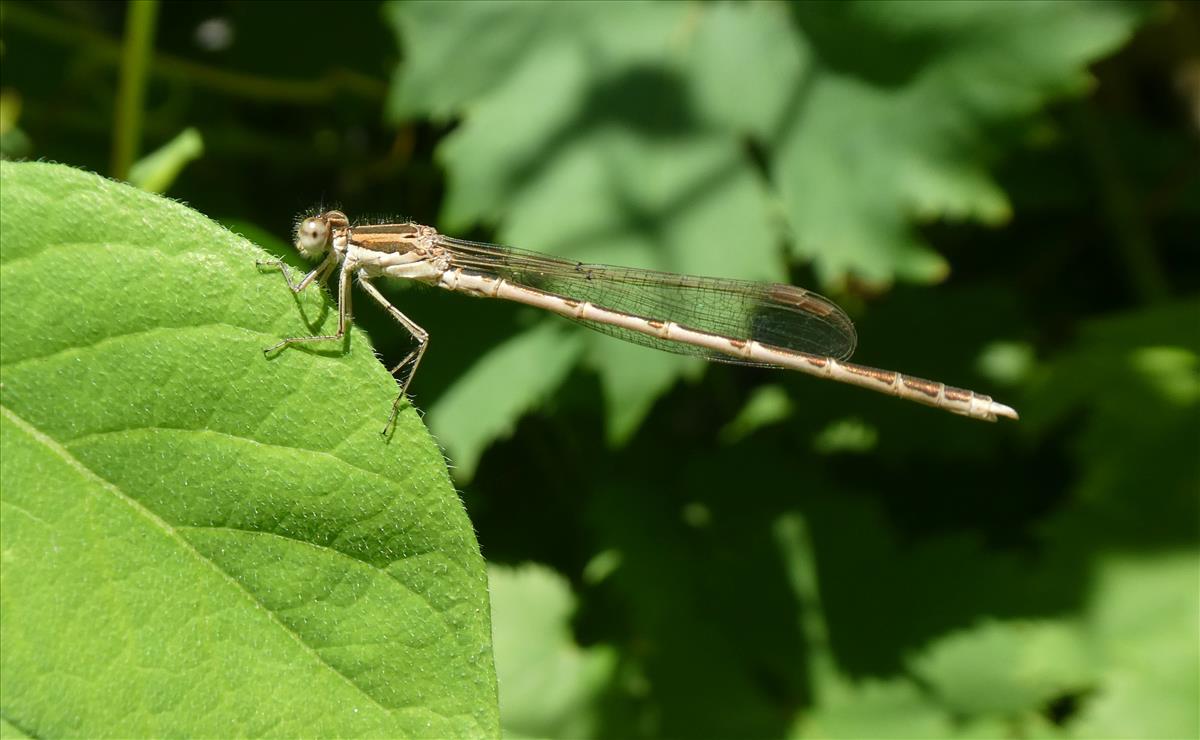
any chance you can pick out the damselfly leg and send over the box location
[358,278,430,435]
[261,262,352,354]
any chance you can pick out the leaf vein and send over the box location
[0,404,395,715]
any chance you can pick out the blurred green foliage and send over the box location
[2,0,1198,738]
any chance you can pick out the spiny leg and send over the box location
[358,277,429,435]
[264,263,352,354]
[258,254,337,347]
[257,252,335,294]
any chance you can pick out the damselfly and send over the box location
[258,211,1018,433]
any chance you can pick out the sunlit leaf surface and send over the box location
[0,162,498,737]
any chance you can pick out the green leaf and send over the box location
[0,718,31,739]
[384,0,1147,460]
[585,337,702,446]
[811,416,879,455]
[775,0,1149,284]
[719,385,795,444]
[429,321,584,482]
[386,1,779,455]
[1071,554,1200,739]
[127,127,204,194]
[791,678,954,739]
[0,89,32,161]
[1026,301,1200,545]
[910,619,1094,716]
[0,162,498,736]
[489,563,616,739]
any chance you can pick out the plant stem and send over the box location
[7,4,385,105]
[112,0,159,181]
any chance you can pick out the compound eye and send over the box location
[295,217,330,259]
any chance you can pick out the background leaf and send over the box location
[774,0,1151,284]
[1070,554,1200,738]
[489,563,617,739]
[385,0,1150,461]
[127,126,204,193]
[430,322,584,482]
[0,162,498,736]
[910,620,1094,716]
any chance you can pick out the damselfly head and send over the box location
[295,215,331,259]
[295,210,351,259]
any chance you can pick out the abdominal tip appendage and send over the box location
[993,401,1019,421]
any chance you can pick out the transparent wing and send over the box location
[438,235,858,365]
